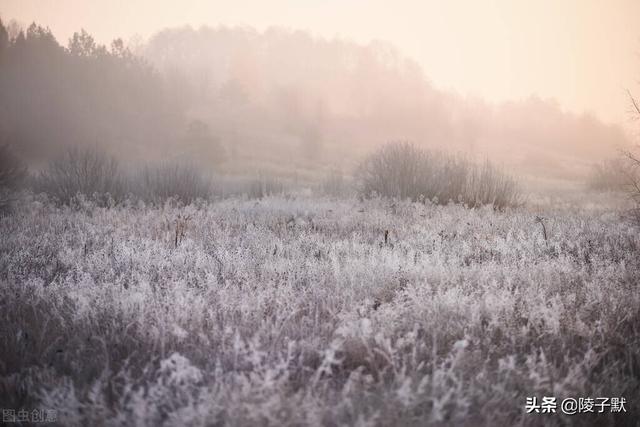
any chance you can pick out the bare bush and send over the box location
[357,142,428,201]
[356,141,520,209]
[586,158,630,191]
[466,160,522,209]
[34,147,125,206]
[623,150,640,223]
[626,91,640,222]
[36,152,214,206]
[136,162,212,205]
[0,144,26,215]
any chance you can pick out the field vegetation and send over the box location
[1,189,638,426]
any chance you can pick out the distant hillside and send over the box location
[143,25,630,180]
[0,19,630,181]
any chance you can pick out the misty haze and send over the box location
[1,1,639,426]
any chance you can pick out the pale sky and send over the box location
[2,0,640,126]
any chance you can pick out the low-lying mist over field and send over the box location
[1,1,640,426]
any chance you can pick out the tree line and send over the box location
[0,19,224,164]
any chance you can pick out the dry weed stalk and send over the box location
[535,216,548,245]
[174,214,192,248]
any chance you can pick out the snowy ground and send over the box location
[1,194,639,426]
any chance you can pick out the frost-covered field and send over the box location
[1,195,639,426]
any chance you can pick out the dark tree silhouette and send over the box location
[0,19,183,161]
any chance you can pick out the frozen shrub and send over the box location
[356,141,520,209]
[34,146,125,207]
[586,158,630,191]
[625,92,640,224]
[356,142,428,201]
[466,160,522,210]
[136,162,212,205]
[0,144,26,215]
[623,151,640,224]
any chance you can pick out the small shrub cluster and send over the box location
[33,148,213,206]
[0,144,26,215]
[586,158,630,191]
[31,147,297,206]
[623,151,640,224]
[34,147,126,207]
[356,142,521,209]
[588,151,640,224]
[135,162,212,205]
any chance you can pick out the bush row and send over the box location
[6,143,521,210]
[30,147,287,206]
